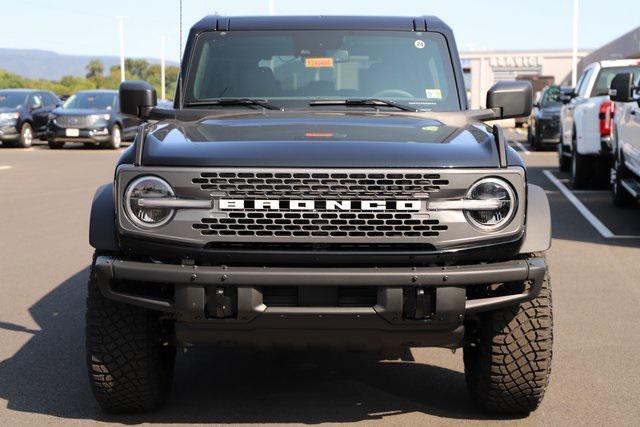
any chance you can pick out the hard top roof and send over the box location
[191,15,450,33]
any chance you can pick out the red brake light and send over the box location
[599,100,615,137]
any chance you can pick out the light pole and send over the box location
[571,0,579,87]
[269,0,275,15]
[160,36,166,100]
[116,16,126,82]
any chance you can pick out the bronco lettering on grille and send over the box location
[219,199,421,211]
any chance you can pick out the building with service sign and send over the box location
[460,50,591,109]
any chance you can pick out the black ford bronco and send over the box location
[87,15,552,415]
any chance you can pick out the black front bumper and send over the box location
[536,119,561,142]
[0,124,19,141]
[48,123,111,143]
[94,256,547,349]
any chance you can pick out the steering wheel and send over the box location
[372,89,414,99]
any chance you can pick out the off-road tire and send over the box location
[86,256,176,413]
[48,140,65,149]
[464,269,553,415]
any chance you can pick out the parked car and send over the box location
[515,75,555,128]
[86,15,552,415]
[559,59,640,186]
[609,72,640,206]
[47,90,140,149]
[527,85,569,150]
[0,89,61,148]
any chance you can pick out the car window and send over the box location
[186,30,461,111]
[43,92,59,107]
[63,92,117,110]
[0,91,28,108]
[591,66,640,97]
[541,87,562,107]
[576,68,593,98]
[29,94,43,109]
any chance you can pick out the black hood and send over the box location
[139,111,520,168]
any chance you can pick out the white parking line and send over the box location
[543,170,640,239]
[0,165,13,171]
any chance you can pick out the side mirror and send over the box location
[609,73,635,103]
[486,81,533,119]
[119,80,157,118]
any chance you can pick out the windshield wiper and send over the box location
[309,98,418,112]
[186,98,283,110]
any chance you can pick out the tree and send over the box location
[125,58,150,80]
[86,59,104,79]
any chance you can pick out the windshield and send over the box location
[63,92,116,110]
[541,86,563,107]
[0,92,27,109]
[592,66,640,97]
[186,30,461,111]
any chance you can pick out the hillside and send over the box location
[0,48,179,80]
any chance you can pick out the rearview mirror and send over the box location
[486,81,533,119]
[609,73,635,103]
[119,80,157,118]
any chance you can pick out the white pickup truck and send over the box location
[559,59,640,188]
[609,71,640,206]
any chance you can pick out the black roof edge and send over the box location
[189,15,459,32]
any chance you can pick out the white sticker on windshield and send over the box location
[425,89,442,99]
[414,40,425,49]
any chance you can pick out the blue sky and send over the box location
[4,0,639,61]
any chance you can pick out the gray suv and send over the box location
[87,15,552,415]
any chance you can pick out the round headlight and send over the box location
[124,176,175,228]
[464,178,517,231]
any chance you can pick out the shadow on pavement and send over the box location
[0,268,510,424]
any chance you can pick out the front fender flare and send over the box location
[519,184,551,254]
[89,183,119,252]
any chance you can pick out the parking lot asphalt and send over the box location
[1,134,640,426]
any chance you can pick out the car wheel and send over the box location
[104,125,122,149]
[531,127,542,151]
[571,132,591,189]
[611,153,635,207]
[17,122,33,148]
[86,253,175,413]
[464,266,553,415]
[48,140,65,149]
[558,138,570,172]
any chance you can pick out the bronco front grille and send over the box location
[192,171,449,198]
[190,171,449,239]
